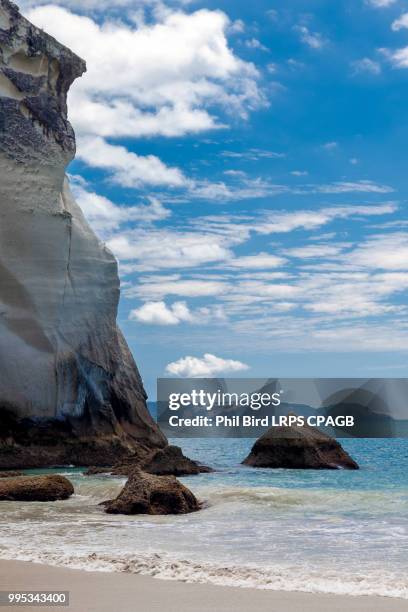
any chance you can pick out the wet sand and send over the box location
[0,560,406,612]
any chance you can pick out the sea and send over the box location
[0,438,407,599]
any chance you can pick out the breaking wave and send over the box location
[0,548,406,599]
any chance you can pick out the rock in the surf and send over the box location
[84,446,213,477]
[102,469,200,515]
[0,0,166,468]
[142,445,213,476]
[242,419,359,469]
[0,474,74,501]
[0,470,23,478]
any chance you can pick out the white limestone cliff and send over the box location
[0,0,166,467]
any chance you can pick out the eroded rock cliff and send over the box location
[0,0,166,468]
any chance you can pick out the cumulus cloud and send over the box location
[392,13,408,31]
[27,5,264,139]
[130,301,193,325]
[129,300,225,325]
[165,353,249,376]
[385,47,408,68]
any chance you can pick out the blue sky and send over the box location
[23,0,408,396]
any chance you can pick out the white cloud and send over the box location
[165,353,249,376]
[245,38,269,52]
[187,177,393,203]
[346,233,408,270]
[385,47,408,68]
[367,0,397,7]
[221,149,285,160]
[190,177,285,201]
[322,141,338,151]
[77,137,188,188]
[229,19,245,34]
[118,217,407,340]
[294,25,326,49]
[107,228,235,270]
[130,300,190,325]
[73,185,171,234]
[27,5,265,139]
[127,277,228,299]
[285,244,346,259]
[226,253,287,269]
[392,13,408,31]
[223,170,247,177]
[249,203,396,235]
[21,0,158,8]
[129,300,225,325]
[194,205,396,262]
[291,170,309,176]
[351,58,381,75]
[314,180,393,194]
[266,9,279,21]
[220,265,408,321]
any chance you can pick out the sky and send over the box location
[21,0,408,397]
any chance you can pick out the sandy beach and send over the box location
[0,560,405,612]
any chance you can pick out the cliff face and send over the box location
[0,0,166,467]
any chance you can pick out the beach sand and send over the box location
[0,560,405,612]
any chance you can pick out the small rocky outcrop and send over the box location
[0,474,74,501]
[143,445,212,476]
[0,470,22,478]
[242,420,359,470]
[85,445,213,477]
[102,469,200,515]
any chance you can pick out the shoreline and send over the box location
[0,560,406,612]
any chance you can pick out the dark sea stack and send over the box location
[242,421,359,470]
[102,468,200,515]
[0,0,166,468]
[0,474,74,501]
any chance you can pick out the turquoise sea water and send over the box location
[0,438,407,598]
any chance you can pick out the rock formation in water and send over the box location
[0,474,74,500]
[242,419,359,469]
[0,470,22,477]
[85,445,213,477]
[142,445,213,476]
[102,468,200,515]
[0,0,167,468]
